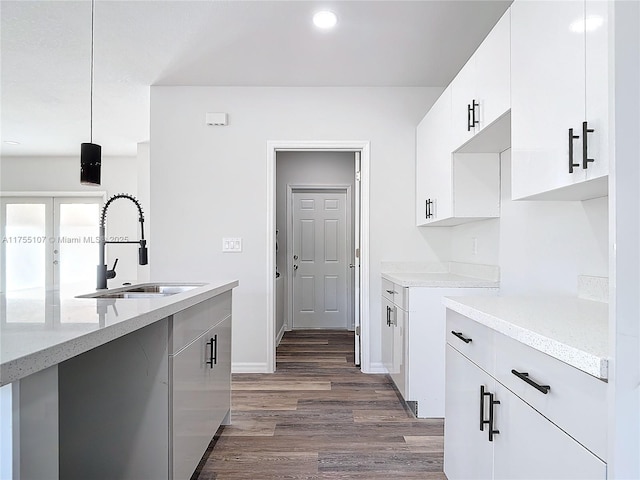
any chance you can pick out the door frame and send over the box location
[286,184,352,331]
[266,140,371,373]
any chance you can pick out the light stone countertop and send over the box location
[382,272,499,288]
[0,280,238,386]
[443,295,609,380]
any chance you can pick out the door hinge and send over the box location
[355,326,360,336]
[355,248,360,258]
[355,171,361,181]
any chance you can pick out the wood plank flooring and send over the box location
[194,330,446,479]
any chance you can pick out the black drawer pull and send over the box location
[451,331,472,344]
[511,369,550,394]
[385,289,396,295]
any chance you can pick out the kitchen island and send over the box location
[0,280,238,480]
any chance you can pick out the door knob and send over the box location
[293,254,298,260]
[349,264,356,268]
[293,264,298,270]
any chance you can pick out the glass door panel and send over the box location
[56,199,100,300]
[1,199,53,323]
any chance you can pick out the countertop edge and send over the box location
[442,297,609,380]
[1,280,238,386]
[381,272,499,288]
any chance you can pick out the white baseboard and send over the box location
[231,362,271,374]
[364,362,387,374]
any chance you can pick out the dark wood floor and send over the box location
[195,330,446,479]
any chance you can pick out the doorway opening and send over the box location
[267,141,370,374]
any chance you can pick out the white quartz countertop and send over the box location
[443,295,609,380]
[0,280,238,386]
[382,272,499,288]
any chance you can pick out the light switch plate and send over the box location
[222,237,242,252]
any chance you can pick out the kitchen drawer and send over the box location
[170,291,232,354]
[494,332,607,461]
[382,278,407,310]
[446,309,494,375]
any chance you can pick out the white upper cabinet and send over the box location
[416,10,507,227]
[451,9,511,150]
[511,0,609,200]
[416,87,454,226]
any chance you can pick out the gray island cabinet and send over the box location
[0,280,237,480]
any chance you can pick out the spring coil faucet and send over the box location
[97,193,148,289]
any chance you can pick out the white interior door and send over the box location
[292,189,349,329]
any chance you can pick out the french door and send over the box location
[1,196,102,323]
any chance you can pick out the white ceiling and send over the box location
[1,0,511,157]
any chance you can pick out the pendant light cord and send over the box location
[90,0,95,142]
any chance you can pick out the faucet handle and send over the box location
[106,258,118,280]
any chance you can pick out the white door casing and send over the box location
[266,140,370,374]
[291,188,350,329]
[353,151,361,365]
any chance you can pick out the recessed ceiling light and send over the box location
[313,10,337,29]
[3,140,20,145]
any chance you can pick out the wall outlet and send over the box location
[222,237,242,252]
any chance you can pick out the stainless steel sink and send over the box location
[77,283,204,299]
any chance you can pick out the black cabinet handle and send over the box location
[385,289,396,295]
[472,99,479,129]
[425,199,433,219]
[451,331,472,344]
[582,121,595,169]
[467,104,473,131]
[568,128,580,173]
[212,334,218,366]
[488,392,500,442]
[480,385,490,431]
[206,337,214,368]
[386,305,391,327]
[511,369,550,394]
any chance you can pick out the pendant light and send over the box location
[81,0,101,185]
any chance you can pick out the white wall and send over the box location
[451,149,608,295]
[150,86,450,372]
[0,155,143,284]
[276,151,355,334]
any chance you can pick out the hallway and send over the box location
[195,330,446,479]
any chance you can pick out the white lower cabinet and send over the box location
[445,310,607,480]
[444,345,494,480]
[493,382,606,480]
[171,316,231,480]
[382,278,497,417]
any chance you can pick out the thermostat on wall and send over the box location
[206,112,228,126]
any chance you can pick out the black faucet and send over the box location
[97,193,148,289]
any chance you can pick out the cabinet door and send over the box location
[416,87,453,226]
[451,56,477,148]
[390,306,406,398]
[474,8,510,132]
[172,330,218,480]
[381,297,394,374]
[511,0,586,199]
[210,316,232,430]
[584,0,609,182]
[493,383,606,479]
[444,345,494,480]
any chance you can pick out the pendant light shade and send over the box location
[81,142,101,185]
[81,0,102,185]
